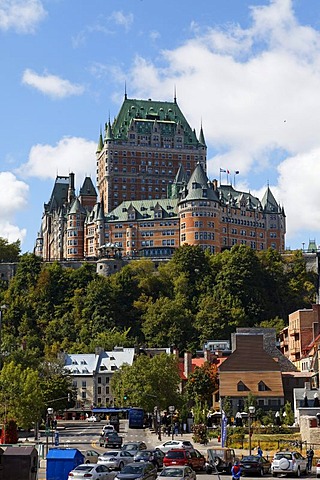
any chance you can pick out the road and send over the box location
[37,420,310,480]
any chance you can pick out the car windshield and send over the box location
[122,465,144,474]
[75,465,93,472]
[242,456,259,462]
[123,444,138,451]
[166,452,184,459]
[209,450,224,459]
[136,452,149,459]
[274,453,292,460]
[161,468,184,477]
[102,452,119,457]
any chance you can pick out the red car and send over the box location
[163,449,205,471]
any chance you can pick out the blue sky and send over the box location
[1,0,320,253]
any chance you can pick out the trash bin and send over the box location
[46,448,84,480]
[2,445,38,480]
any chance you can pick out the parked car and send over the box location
[205,447,235,474]
[271,451,308,477]
[67,463,116,480]
[114,462,157,480]
[100,432,123,448]
[122,442,147,454]
[86,415,98,422]
[316,458,320,478]
[155,441,194,453]
[240,455,271,476]
[163,449,205,472]
[98,451,134,470]
[134,449,165,469]
[157,466,196,480]
[83,449,100,464]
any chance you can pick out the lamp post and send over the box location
[248,405,255,455]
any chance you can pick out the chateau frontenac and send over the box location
[35,95,285,262]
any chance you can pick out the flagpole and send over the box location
[220,170,221,185]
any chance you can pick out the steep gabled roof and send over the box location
[181,163,219,202]
[80,177,97,197]
[111,97,199,146]
[45,176,70,213]
[261,186,280,212]
[219,334,281,372]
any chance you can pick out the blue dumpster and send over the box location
[46,448,84,480]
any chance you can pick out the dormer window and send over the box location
[237,381,249,391]
[258,381,270,391]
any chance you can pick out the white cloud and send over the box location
[22,69,85,99]
[0,0,46,33]
[17,137,97,183]
[110,11,133,32]
[116,0,320,246]
[0,172,28,244]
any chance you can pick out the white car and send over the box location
[101,424,116,434]
[316,458,320,477]
[67,463,116,480]
[86,415,98,422]
[98,451,134,470]
[155,441,194,453]
[157,466,196,480]
[271,451,308,477]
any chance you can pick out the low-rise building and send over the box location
[61,347,134,418]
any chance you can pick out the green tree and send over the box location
[111,353,181,411]
[0,237,20,262]
[0,361,43,429]
[186,362,218,406]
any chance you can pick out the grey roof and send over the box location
[64,348,135,375]
[80,177,97,197]
[44,176,69,213]
[218,185,262,209]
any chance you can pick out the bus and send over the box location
[128,408,144,429]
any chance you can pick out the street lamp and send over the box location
[248,405,256,455]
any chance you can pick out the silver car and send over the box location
[98,450,134,470]
[271,451,308,477]
[157,466,196,480]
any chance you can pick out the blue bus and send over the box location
[128,408,144,429]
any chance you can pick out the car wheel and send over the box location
[85,460,90,464]
[214,457,221,467]
[272,473,277,477]
[206,465,213,474]
[119,462,124,470]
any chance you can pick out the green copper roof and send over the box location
[199,125,206,146]
[111,97,199,145]
[96,131,103,152]
[261,186,280,212]
[107,197,178,222]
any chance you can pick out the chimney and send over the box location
[184,352,192,378]
[68,172,75,203]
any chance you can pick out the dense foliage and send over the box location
[0,245,316,361]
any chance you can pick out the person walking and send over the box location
[231,460,241,480]
[257,446,263,457]
[307,447,314,473]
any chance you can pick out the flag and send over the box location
[221,410,228,447]
[235,171,240,174]
[220,168,226,173]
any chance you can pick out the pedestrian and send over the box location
[231,460,241,480]
[257,446,263,457]
[307,447,314,472]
